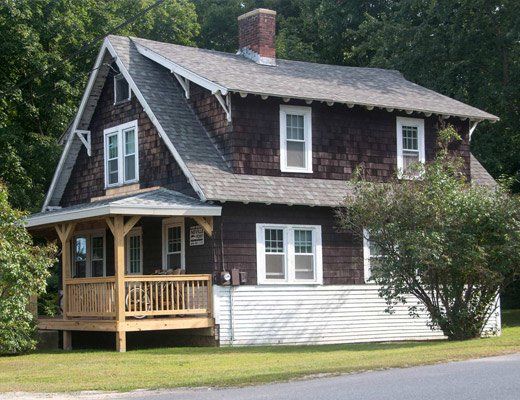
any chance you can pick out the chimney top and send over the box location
[238,8,277,66]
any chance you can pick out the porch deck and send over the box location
[38,274,214,333]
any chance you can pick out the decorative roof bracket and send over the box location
[469,120,480,141]
[173,72,190,99]
[214,91,232,122]
[75,130,91,156]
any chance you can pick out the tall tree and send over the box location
[0,0,199,211]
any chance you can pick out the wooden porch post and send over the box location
[106,215,140,352]
[55,222,76,351]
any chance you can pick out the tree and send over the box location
[0,183,56,354]
[0,0,199,211]
[337,129,520,340]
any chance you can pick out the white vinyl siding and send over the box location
[72,231,106,278]
[114,73,131,104]
[256,224,322,285]
[162,218,185,270]
[103,120,139,188]
[396,117,425,178]
[126,227,142,275]
[279,105,312,173]
[214,285,501,346]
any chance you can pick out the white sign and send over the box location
[190,225,204,246]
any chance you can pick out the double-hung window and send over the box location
[396,117,425,178]
[363,229,383,283]
[256,224,322,284]
[279,105,313,173]
[104,120,139,187]
[126,227,143,275]
[162,218,185,270]
[72,231,106,278]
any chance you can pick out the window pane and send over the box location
[286,141,305,168]
[167,226,182,253]
[74,237,87,278]
[266,254,285,279]
[108,135,118,159]
[91,260,104,277]
[403,151,420,173]
[125,130,135,155]
[167,253,182,269]
[295,255,314,279]
[402,126,418,151]
[115,75,129,102]
[294,230,313,254]
[286,114,304,140]
[91,236,104,260]
[125,154,136,181]
[265,229,284,253]
[128,234,141,274]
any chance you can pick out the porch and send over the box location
[27,188,221,352]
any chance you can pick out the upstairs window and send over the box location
[103,120,139,188]
[114,73,131,104]
[279,105,312,173]
[256,224,322,284]
[396,117,425,178]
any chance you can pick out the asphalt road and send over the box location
[3,353,519,400]
[112,353,520,400]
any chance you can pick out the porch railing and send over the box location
[65,277,116,318]
[124,275,212,318]
[63,274,212,319]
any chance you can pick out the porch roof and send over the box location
[27,188,221,228]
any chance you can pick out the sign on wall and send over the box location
[189,225,204,246]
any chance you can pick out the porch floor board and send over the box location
[38,316,214,332]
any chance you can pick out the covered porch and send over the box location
[27,188,221,352]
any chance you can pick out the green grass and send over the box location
[1,310,520,393]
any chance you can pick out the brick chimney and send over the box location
[238,8,276,66]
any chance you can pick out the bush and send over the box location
[0,184,56,354]
[337,131,520,340]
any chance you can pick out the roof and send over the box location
[132,36,498,122]
[43,35,498,211]
[470,154,497,188]
[27,188,221,228]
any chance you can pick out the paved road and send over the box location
[3,353,519,400]
[115,353,520,400]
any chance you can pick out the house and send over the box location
[27,8,500,352]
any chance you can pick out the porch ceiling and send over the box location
[26,188,221,228]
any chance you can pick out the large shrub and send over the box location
[337,134,520,340]
[0,184,56,354]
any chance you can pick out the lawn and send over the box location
[1,310,519,393]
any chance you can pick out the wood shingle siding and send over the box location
[218,203,364,285]
[61,65,196,207]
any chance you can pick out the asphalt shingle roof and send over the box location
[131,36,498,122]
[470,154,497,188]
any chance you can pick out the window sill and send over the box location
[113,98,131,106]
[257,281,323,286]
[280,168,313,174]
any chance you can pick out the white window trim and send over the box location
[362,229,372,283]
[72,229,106,278]
[279,105,313,173]
[162,217,186,270]
[103,120,139,188]
[125,227,143,275]
[256,223,323,285]
[113,73,131,105]
[396,116,425,179]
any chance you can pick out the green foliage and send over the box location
[0,0,199,211]
[0,183,56,354]
[337,140,520,340]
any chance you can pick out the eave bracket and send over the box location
[214,92,232,122]
[75,130,91,156]
[173,72,190,99]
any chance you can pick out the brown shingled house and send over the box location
[28,9,499,352]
